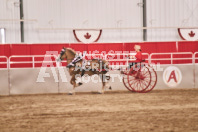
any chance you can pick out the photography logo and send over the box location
[163,66,182,87]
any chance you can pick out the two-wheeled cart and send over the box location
[122,61,157,93]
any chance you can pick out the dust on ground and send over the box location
[0,88,198,132]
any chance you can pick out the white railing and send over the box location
[149,52,193,64]
[0,52,197,69]
[85,54,104,59]
[9,55,58,68]
[194,52,198,64]
[105,53,149,68]
[37,26,198,30]
[0,56,8,68]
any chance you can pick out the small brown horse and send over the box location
[57,47,111,95]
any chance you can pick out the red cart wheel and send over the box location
[122,72,134,92]
[127,65,151,93]
[122,68,135,92]
[142,66,157,93]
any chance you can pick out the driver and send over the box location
[129,45,142,69]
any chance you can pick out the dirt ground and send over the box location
[0,89,198,132]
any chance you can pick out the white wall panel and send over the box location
[0,0,21,43]
[23,0,143,43]
[147,0,198,41]
[9,68,59,95]
[5,64,197,95]
[195,64,198,88]
[0,70,9,95]
[154,64,194,89]
[1,0,198,43]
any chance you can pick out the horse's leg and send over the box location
[98,74,111,94]
[69,74,83,95]
[102,74,111,90]
[69,75,77,95]
[105,74,112,90]
[100,74,105,94]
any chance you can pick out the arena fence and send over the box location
[194,52,198,88]
[0,56,9,95]
[150,52,195,89]
[149,52,193,64]
[9,55,58,68]
[0,52,198,95]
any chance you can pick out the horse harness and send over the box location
[77,59,107,77]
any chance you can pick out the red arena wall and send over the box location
[1,41,198,57]
[0,41,198,68]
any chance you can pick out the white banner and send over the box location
[195,64,198,88]
[9,68,59,95]
[155,64,194,89]
[0,69,9,95]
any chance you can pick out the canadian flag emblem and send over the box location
[178,28,198,41]
[84,33,91,39]
[188,31,195,37]
[73,29,102,43]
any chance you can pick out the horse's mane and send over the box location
[66,48,76,56]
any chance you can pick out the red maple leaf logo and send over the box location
[189,31,195,37]
[84,33,91,39]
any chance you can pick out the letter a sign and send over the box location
[167,70,177,83]
[163,66,182,87]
